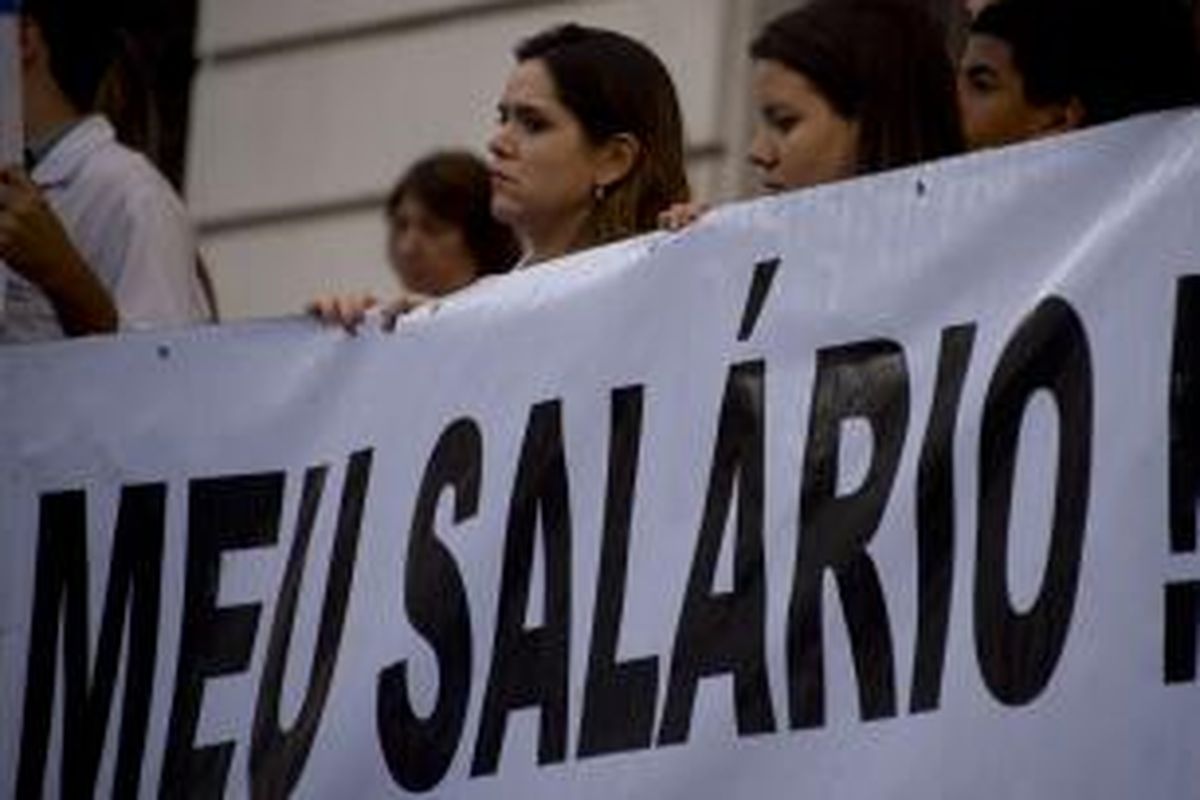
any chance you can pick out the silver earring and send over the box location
[593,183,607,202]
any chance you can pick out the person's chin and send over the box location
[400,270,434,296]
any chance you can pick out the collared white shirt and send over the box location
[0,115,211,343]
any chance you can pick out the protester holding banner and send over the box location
[309,151,520,330]
[661,0,962,228]
[314,23,690,330]
[383,152,521,292]
[488,24,689,264]
[747,0,963,189]
[0,0,210,343]
[957,0,1200,150]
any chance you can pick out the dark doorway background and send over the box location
[110,0,198,190]
[105,0,975,193]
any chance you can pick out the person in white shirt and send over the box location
[0,0,210,343]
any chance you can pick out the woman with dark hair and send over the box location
[489,23,690,264]
[663,0,962,226]
[749,0,962,187]
[309,151,520,327]
[315,23,690,328]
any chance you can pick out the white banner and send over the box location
[3,111,1200,799]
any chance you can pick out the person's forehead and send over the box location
[502,59,558,103]
[963,33,1018,69]
[753,60,822,97]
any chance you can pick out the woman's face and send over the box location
[387,193,478,296]
[748,59,860,193]
[487,59,605,247]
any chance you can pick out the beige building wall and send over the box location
[187,0,771,320]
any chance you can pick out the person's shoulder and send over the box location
[74,152,193,246]
[63,118,183,209]
[82,139,181,206]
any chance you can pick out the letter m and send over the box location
[16,486,166,798]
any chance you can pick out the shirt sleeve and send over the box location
[109,176,213,330]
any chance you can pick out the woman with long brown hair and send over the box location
[313,23,690,328]
[488,23,689,264]
[662,0,963,227]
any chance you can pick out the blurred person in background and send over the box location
[309,151,520,329]
[315,23,690,330]
[662,0,963,228]
[958,0,1199,150]
[387,151,520,293]
[0,0,211,343]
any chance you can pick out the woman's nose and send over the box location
[489,123,514,159]
[747,130,775,171]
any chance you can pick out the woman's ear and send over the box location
[593,133,642,193]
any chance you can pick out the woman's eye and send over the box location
[517,111,549,134]
[765,110,799,133]
[496,103,551,134]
